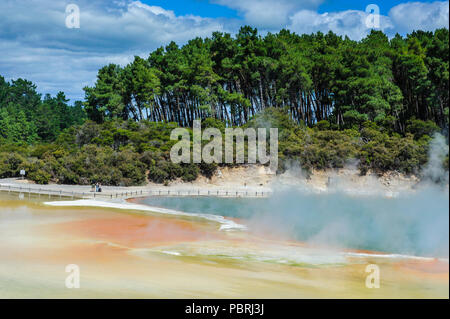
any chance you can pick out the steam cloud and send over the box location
[142,134,449,258]
[421,133,449,184]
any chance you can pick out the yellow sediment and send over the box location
[0,195,448,298]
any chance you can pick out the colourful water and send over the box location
[0,192,448,298]
[140,187,449,258]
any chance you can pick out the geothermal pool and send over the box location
[139,188,449,257]
[0,188,448,298]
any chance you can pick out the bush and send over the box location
[315,120,330,131]
[148,166,169,183]
[0,152,26,178]
[0,115,446,185]
[28,169,51,184]
[181,164,199,182]
[406,119,439,140]
[199,162,217,178]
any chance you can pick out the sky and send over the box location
[0,0,448,102]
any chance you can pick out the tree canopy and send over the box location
[84,27,449,134]
[0,27,448,185]
[0,76,86,144]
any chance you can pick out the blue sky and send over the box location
[139,0,433,17]
[0,0,448,102]
[317,0,424,14]
[140,0,240,18]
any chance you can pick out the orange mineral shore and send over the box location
[0,195,448,298]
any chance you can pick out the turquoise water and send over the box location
[141,187,449,257]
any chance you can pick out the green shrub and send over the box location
[406,119,439,140]
[0,152,26,178]
[0,113,446,185]
[28,169,51,184]
[148,166,169,183]
[181,164,199,182]
[199,162,217,178]
[315,120,330,131]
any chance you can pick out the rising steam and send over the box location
[142,135,449,258]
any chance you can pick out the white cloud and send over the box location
[288,9,394,40]
[0,0,235,100]
[0,39,133,100]
[287,1,449,40]
[389,1,449,33]
[0,0,228,53]
[212,0,323,29]
[0,0,448,101]
[129,2,176,19]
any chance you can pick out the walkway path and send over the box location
[0,178,272,200]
